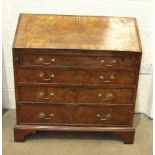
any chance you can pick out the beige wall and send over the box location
[2,0,153,117]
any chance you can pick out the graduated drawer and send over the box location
[18,86,134,104]
[19,53,139,68]
[17,68,136,85]
[18,105,133,126]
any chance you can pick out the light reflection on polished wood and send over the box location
[13,14,142,52]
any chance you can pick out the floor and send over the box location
[3,110,153,155]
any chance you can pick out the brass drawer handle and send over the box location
[97,93,114,100]
[39,73,55,81]
[103,80,111,83]
[38,92,55,100]
[44,97,50,100]
[39,112,54,120]
[104,64,113,67]
[99,75,115,83]
[39,57,55,65]
[44,92,55,100]
[110,75,115,80]
[98,93,103,97]
[100,60,105,64]
[100,59,116,67]
[99,75,104,80]
[103,97,113,101]
[96,113,112,121]
[38,92,45,98]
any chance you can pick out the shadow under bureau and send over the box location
[13,13,142,144]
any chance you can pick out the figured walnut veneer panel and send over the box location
[18,105,133,126]
[18,86,134,105]
[19,53,139,68]
[13,14,141,52]
[17,68,137,85]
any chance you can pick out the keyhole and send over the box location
[76,17,81,21]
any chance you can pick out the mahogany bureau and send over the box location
[13,13,142,143]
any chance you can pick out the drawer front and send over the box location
[20,54,77,66]
[78,70,136,85]
[19,53,138,68]
[18,105,133,126]
[18,87,76,103]
[77,56,134,68]
[17,69,136,85]
[77,88,134,104]
[17,69,77,84]
[18,86,134,104]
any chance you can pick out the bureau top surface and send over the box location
[13,13,142,52]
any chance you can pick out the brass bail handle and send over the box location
[44,92,55,100]
[39,112,54,120]
[39,57,55,65]
[39,72,55,81]
[100,59,116,67]
[97,93,114,100]
[38,91,55,100]
[99,75,115,83]
[96,113,112,121]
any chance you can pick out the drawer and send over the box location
[18,86,76,103]
[18,105,133,126]
[77,56,134,68]
[19,53,139,68]
[18,86,134,104]
[78,70,136,85]
[20,54,77,66]
[77,88,134,104]
[17,68,136,85]
[17,69,77,84]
